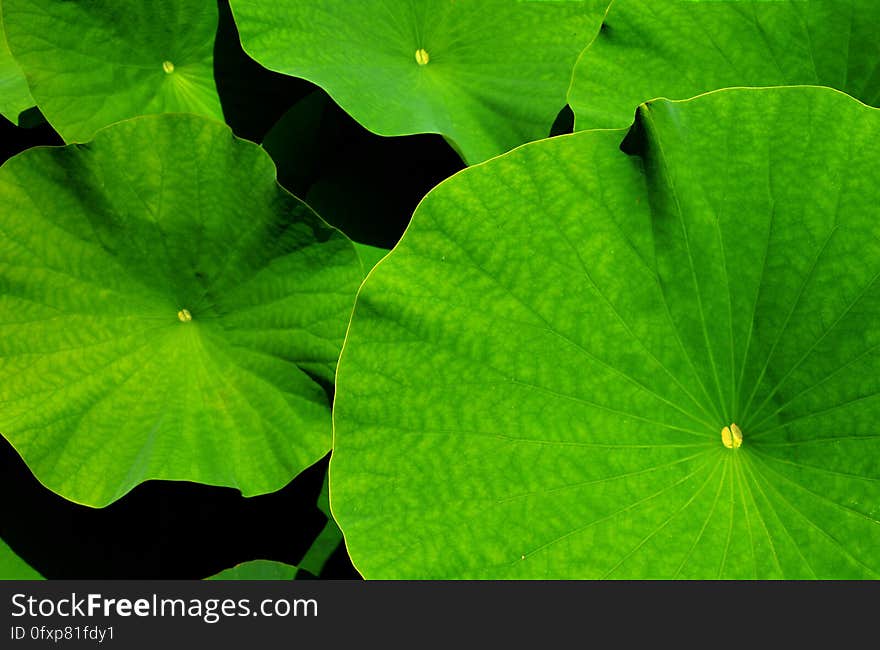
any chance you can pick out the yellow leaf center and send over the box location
[177,308,192,322]
[415,48,430,66]
[721,423,743,449]
[163,60,175,74]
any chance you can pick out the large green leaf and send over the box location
[229,0,608,164]
[2,0,222,142]
[568,0,880,130]
[0,537,42,579]
[0,0,33,125]
[0,114,361,508]
[331,87,880,579]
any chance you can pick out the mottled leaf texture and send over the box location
[569,0,880,130]
[0,114,361,507]
[331,87,880,579]
[0,537,42,579]
[2,0,222,142]
[229,0,607,164]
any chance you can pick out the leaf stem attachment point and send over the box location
[177,308,192,322]
[163,60,175,74]
[721,423,743,449]
[415,48,430,66]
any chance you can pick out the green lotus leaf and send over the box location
[568,0,880,130]
[0,537,42,579]
[0,0,33,125]
[0,114,361,508]
[206,560,298,580]
[2,0,223,142]
[229,0,608,164]
[331,86,880,579]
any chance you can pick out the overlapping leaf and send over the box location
[2,0,222,142]
[568,0,880,130]
[229,0,608,164]
[0,0,32,125]
[331,87,880,579]
[0,114,361,507]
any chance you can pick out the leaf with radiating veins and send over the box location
[331,86,880,579]
[3,0,223,141]
[229,0,608,163]
[0,114,362,507]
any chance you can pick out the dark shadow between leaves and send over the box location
[262,90,465,248]
[0,438,359,579]
[549,105,575,137]
[213,0,317,143]
[0,110,63,162]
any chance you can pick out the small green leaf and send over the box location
[2,0,223,142]
[569,0,880,130]
[0,0,33,124]
[0,114,362,507]
[229,0,608,164]
[295,471,343,578]
[296,519,343,578]
[331,86,880,579]
[0,537,42,579]
[206,560,298,580]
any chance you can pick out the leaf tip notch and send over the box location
[414,48,430,66]
[721,423,743,449]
